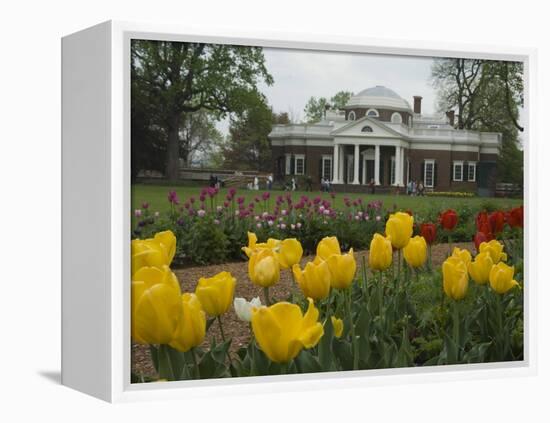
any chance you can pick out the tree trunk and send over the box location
[166,114,180,181]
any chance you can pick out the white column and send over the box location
[332,143,339,184]
[374,144,380,185]
[339,145,345,183]
[352,144,360,184]
[395,146,402,186]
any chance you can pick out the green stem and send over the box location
[453,301,460,363]
[448,234,453,257]
[346,288,359,370]
[428,244,433,272]
[361,255,368,300]
[158,344,175,381]
[217,316,227,343]
[191,347,200,379]
[397,249,402,287]
[378,271,384,317]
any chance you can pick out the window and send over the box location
[294,154,305,175]
[467,162,477,182]
[424,160,435,188]
[348,111,356,121]
[453,161,463,181]
[390,156,396,185]
[391,112,402,124]
[285,154,292,175]
[322,155,332,180]
[367,109,379,117]
[361,125,373,133]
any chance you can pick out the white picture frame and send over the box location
[61,20,537,403]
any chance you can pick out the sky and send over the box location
[217,47,437,135]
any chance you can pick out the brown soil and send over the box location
[131,241,476,378]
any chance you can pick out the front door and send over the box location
[365,159,375,184]
[346,154,354,183]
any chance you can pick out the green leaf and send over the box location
[295,350,322,374]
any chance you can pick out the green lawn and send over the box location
[131,184,522,215]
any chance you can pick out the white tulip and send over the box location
[233,297,263,322]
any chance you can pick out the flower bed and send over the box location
[130,204,524,381]
[132,187,523,267]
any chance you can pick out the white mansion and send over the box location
[269,86,501,194]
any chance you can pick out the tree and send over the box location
[303,91,354,123]
[179,110,223,167]
[432,59,524,186]
[330,91,354,109]
[131,40,273,180]
[223,93,274,171]
[304,96,330,123]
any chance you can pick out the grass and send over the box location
[131,183,523,215]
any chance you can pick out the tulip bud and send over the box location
[442,256,469,300]
[331,316,344,338]
[439,209,458,231]
[233,297,263,322]
[420,223,437,245]
[195,271,236,317]
[316,236,342,261]
[479,240,507,264]
[248,248,280,287]
[368,233,393,271]
[488,211,506,234]
[251,298,324,363]
[326,248,357,289]
[403,235,427,268]
[292,260,331,301]
[468,252,493,285]
[169,293,206,352]
[276,238,304,269]
[489,262,519,294]
[385,212,414,249]
[131,265,182,345]
[507,206,523,228]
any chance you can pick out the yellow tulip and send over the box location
[385,212,414,249]
[489,262,519,294]
[131,230,177,276]
[468,252,494,285]
[326,248,357,289]
[251,298,324,363]
[368,233,393,271]
[131,265,182,344]
[248,248,280,287]
[277,238,304,269]
[316,236,341,261]
[331,316,344,338]
[292,260,331,301]
[442,256,469,300]
[451,247,472,267]
[403,235,427,268]
[242,232,281,258]
[479,240,507,264]
[195,271,236,317]
[169,293,206,352]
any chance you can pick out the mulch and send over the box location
[131,241,476,378]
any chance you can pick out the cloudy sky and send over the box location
[260,47,437,120]
[216,47,437,135]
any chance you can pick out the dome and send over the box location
[345,85,412,112]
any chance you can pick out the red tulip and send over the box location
[489,211,506,234]
[476,211,493,238]
[507,206,524,228]
[439,209,458,231]
[420,223,437,245]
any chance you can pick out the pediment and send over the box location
[330,116,406,139]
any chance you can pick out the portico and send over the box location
[332,141,405,187]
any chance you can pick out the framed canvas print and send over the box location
[61,21,536,402]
